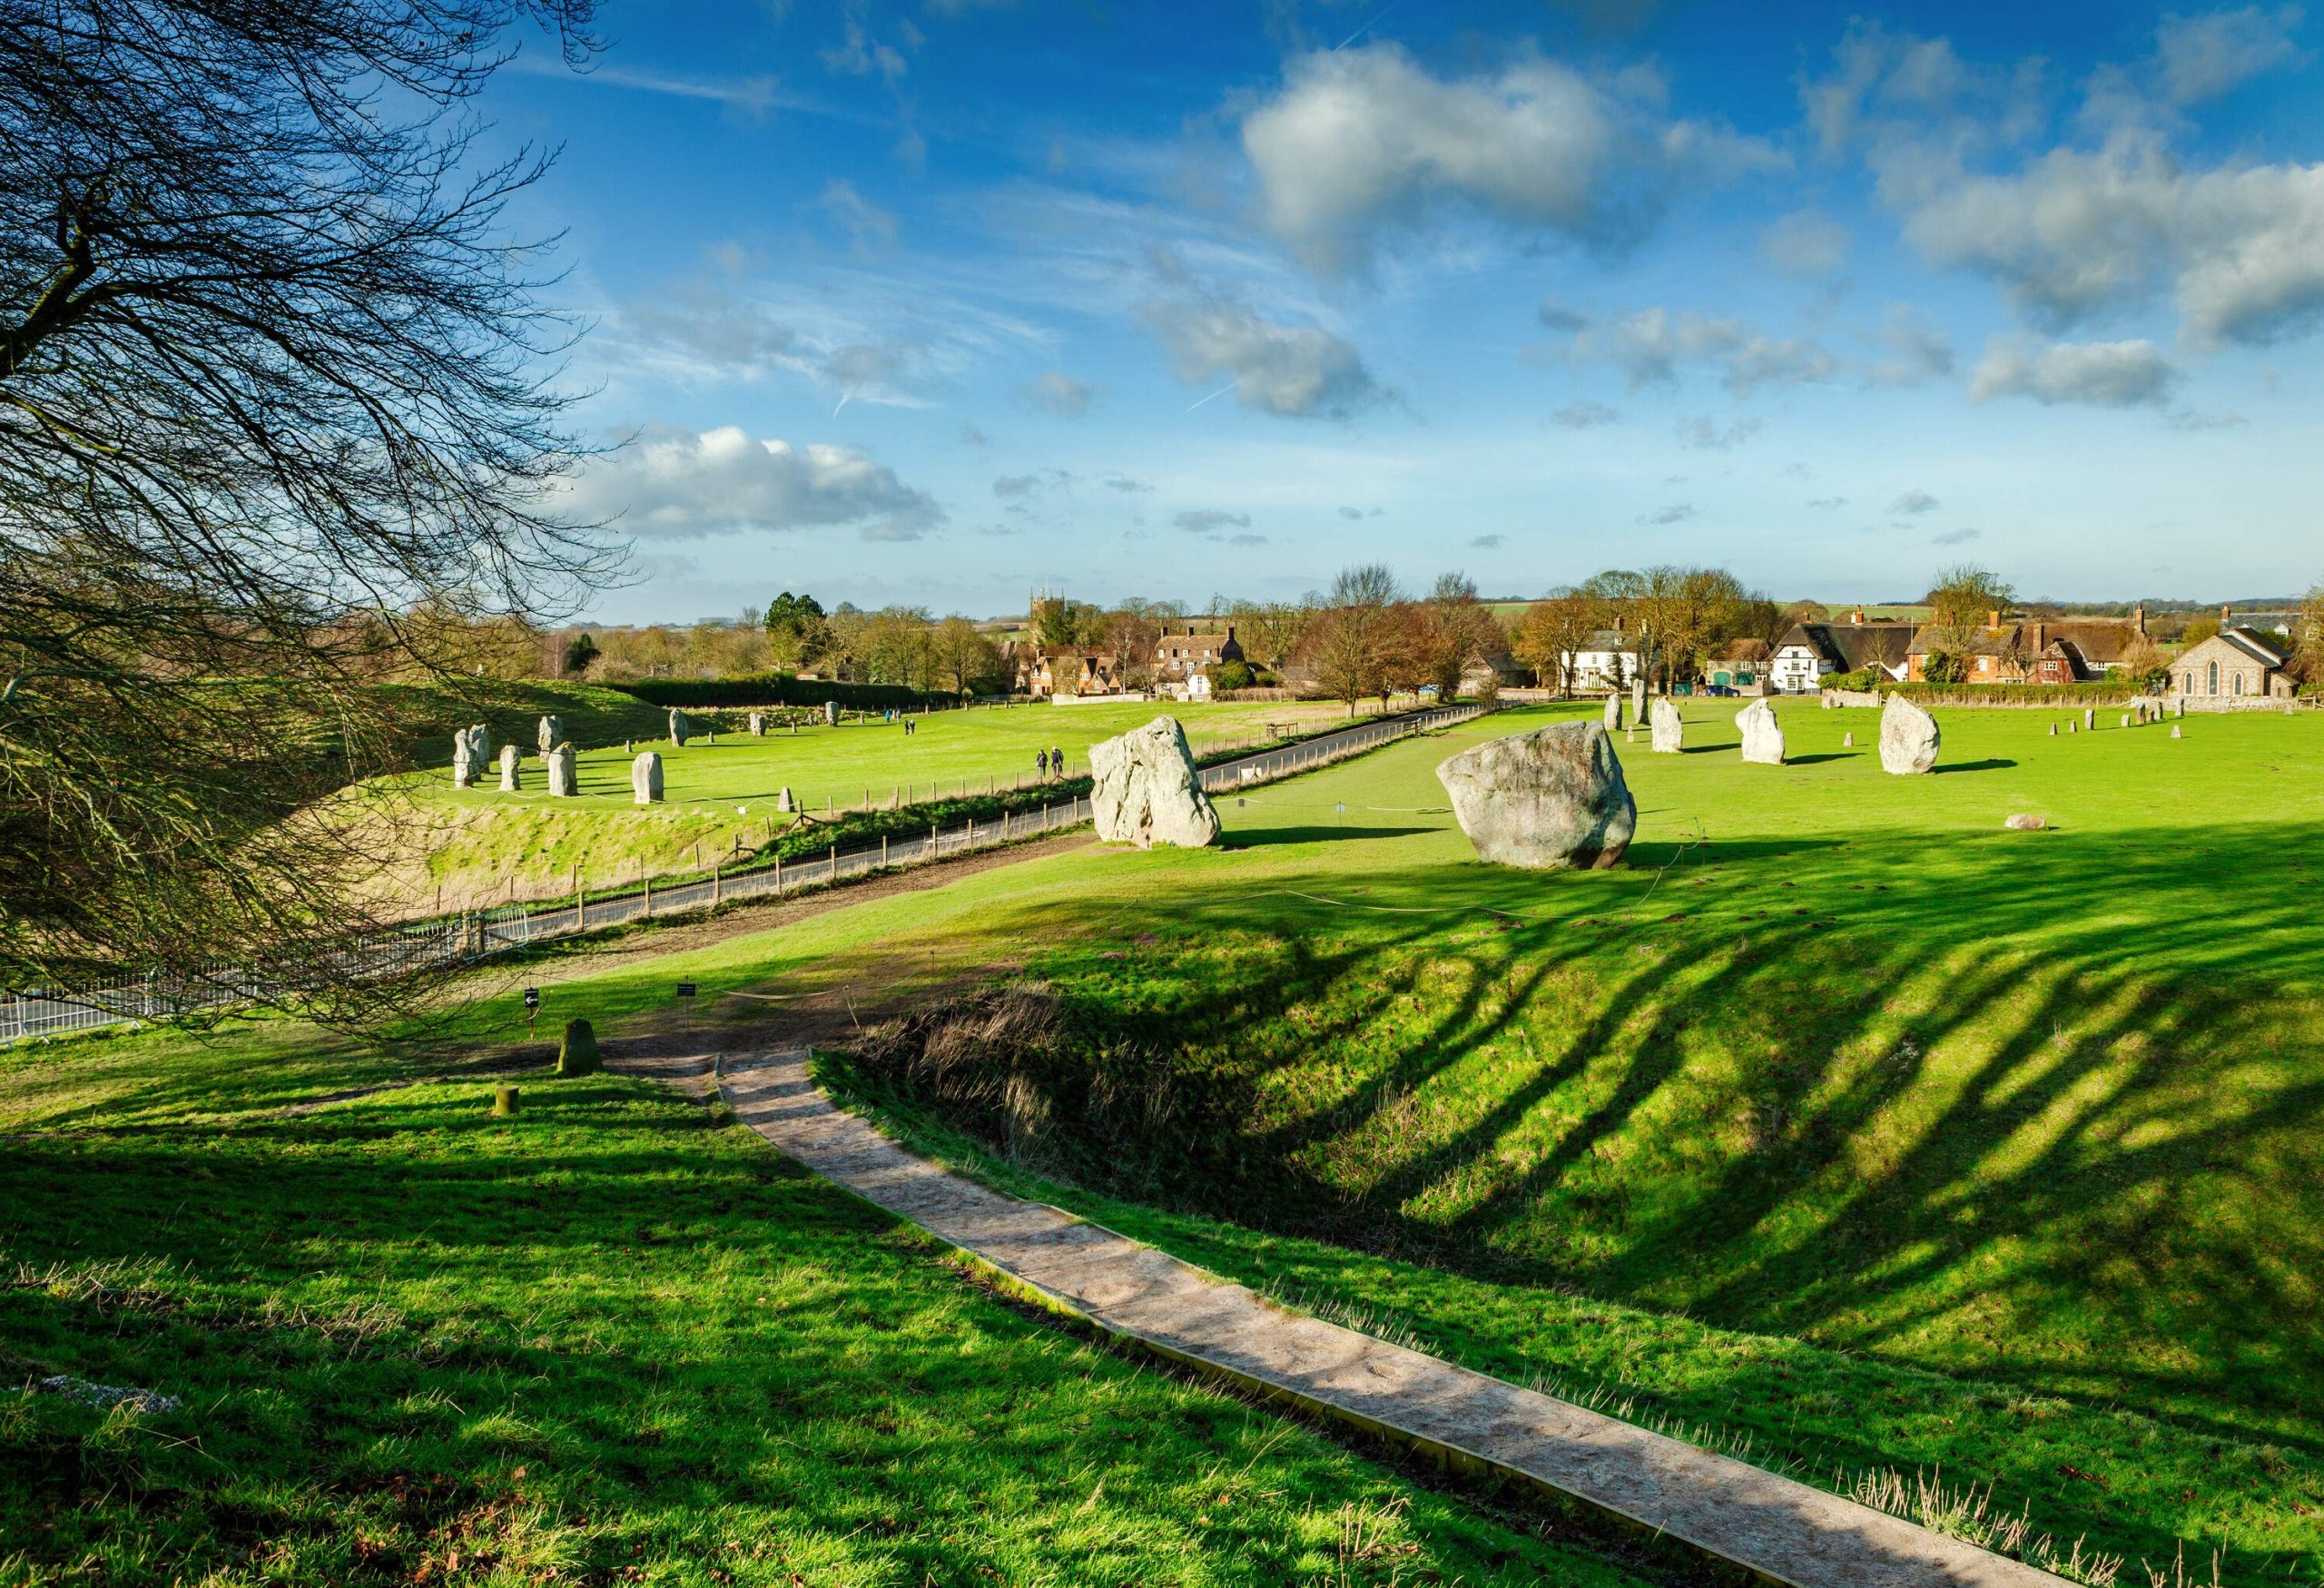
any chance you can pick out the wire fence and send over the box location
[2,701,1492,1045]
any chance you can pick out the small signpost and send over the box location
[675,980,698,1037]
[675,981,697,999]
[523,985,540,1037]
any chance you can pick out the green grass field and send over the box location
[15,697,2321,1582]
[378,696,1378,912]
[0,1026,1660,1587]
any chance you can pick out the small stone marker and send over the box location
[1649,695,1684,754]
[824,699,839,727]
[2171,723,2183,739]
[2083,707,2095,730]
[547,742,577,797]
[632,751,664,804]
[1735,698,1785,765]
[2049,723,2057,736]
[749,712,765,735]
[1843,730,1855,747]
[1878,694,1940,774]
[498,743,521,792]
[537,715,561,755]
[1436,722,1634,870]
[2068,720,2078,734]
[2175,697,2185,717]
[1603,694,1624,732]
[2120,713,2131,728]
[491,1085,519,1117]
[668,707,690,747]
[556,1018,598,1077]
[775,786,794,813]
[2004,814,2047,831]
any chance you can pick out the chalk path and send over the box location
[720,1049,2063,1588]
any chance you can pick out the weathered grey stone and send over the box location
[1843,730,1855,747]
[2083,707,2095,730]
[452,729,479,788]
[537,715,560,755]
[547,743,577,797]
[2175,696,2186,718]
[667,708,690,747]
[468,723,492,761]
[498,743,521,792]
[1736,698,1785,765]
[1089,715,1221,849]
[1436,722,1635,871]
[2048,723,2057,736]
[1649,695,1684,754]
[1603,694,1624,732]
[2004,813,2047,831]
[749,712,765,735]
[1630,678,1646,722]
[2120,713,2131,728]
[775,786,794,813]
[632,752,664,804]
[2171,723,2183,739]
[824,699,839,727]
[1878,694,1939,774]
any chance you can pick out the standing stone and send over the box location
[632,752,664,805]
[1736,699,1785,765]
[1603,694,1624,732]
[498,743,521,792]
[1089,716,1222,849]
[452,729,480,788]
[2120,713,2131,728]
[2048,723,2058,736]
[775,786,794,813]
[2004,814,2047,831]
[2083,707,2095,731]
[537,715,560,755]
[1843,731,1855,747]
[749,712,765,736]
[1649,695,1684,754]
[1878,694,1940,775]
[667,708,690,747]
[1437,722,1634,870]
[2174,696,2186,718]
[547,743,577,797]
[468,723,492,762]
[2171,724,2183,739]
[1630,678,1646,723]
[824,699,841,727]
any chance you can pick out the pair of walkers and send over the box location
[1034,746,1067,778]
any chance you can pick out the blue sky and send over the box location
[486,0,2324,621]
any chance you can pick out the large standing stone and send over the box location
[468,723,492,762]
[1630,678,1646,723]
[1878,694,1940,774]
[498,743,521,791]
[632,752,664,804]
[1089,715,1221,849]
[452,728,480,788]
[537,715,560,755]
[823,698,839,727]
[667,708,690,747]
[1649,695,1684,754]
[547,743,577,797]
[1436,722,1635,871]
[748,712,765,736]
[1736,698,1786,765]
[1603,694,1624,732]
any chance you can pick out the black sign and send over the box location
[522,987,540,1010]
[675,981,698,999]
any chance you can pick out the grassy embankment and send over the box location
[779,699,2321,1583]
[373,696,1384,913]
[0,1024,1656,1586]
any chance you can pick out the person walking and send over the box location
[1036,748,1049,777]
[1049,745,1064,778]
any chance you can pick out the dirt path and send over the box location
[714,1046,2071,1588]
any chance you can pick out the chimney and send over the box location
[2029,621,2046,654]
[2221,604,2230,626]
[1613,614,1625,634]
[1849,607,1864,625]
[2133,603,2146,636]
[1987,608,2001,630]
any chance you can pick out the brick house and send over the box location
[1152,624,1245,687]
[2171,627,2295,700]
[1905,607,2152,684]
[1012,643,1122,698]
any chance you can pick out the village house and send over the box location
[1009,642,1123,699]
[1569,619,1641,690]
[1769,611,1917,692]
[2171,626,2296,700]
[1904,607,2153,684]
[1152,624,1244,693]
[1705,637,1772,692]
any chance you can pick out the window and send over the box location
[2208,659,2220,695]
[2231,672,2243,696]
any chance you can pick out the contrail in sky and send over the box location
[1334,2,1400,50]
[1187,382,1236,411]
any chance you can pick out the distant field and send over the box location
[370,696,1380,912]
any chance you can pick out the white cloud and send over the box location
[1864,305,1957,387]
[818,180,900,255]
[1022,370,1097,418]
[559,425,945,541]
[1174,508,1252,532]
[1676,413,1765,449]
[1967,336,2179,406]
[1552,398,1623,427]
[1889,488,1941,514]
[1552,307,1837,395]
[1762,209,1852,275]
[2156,6,2304,104]
[1140,292,1386,417]
[1240,44,1781,269]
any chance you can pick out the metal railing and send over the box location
[3,701,1492,1044]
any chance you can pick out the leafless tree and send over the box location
[1,0,611,1012]
[1301,563,1403,713]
